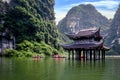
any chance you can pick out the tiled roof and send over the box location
[77,29,97,37]
[65,28,100,40]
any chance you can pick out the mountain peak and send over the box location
[78,4,96,10]
[58,4,110,34]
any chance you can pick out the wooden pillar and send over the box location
[93,49,96,61]
[83,50,85,61]
[78,50,81,60]
[68,50,70,60]
[75,50,78,60]
[86,50,88,60]
[101,50,104,60]
[103,50,105,59]
[75,50,77,60]
[72,50,74,60]
[98,49,101,60]
[90,49,92,60]
[80,50,81,60]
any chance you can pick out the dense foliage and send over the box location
[0,0,5,32]
[5,0,58,46]
[5,40,60,57]
[0,0,63,57]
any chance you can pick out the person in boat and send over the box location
[54,53,59,58]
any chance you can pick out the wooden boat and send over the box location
[53,55,66,58]
[32,56,42,58]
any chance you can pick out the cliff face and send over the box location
[107,4,120,54]
[58,4,110,34]
[109,4,120,39]
[0,0,9,31]
[0,0,59,49]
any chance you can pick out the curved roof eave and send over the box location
[61,39,103,50]
[65,28,100,40]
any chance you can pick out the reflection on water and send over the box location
[0,57,120,80]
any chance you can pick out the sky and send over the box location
[54,0,120,24]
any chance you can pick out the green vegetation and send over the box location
[5,0,58,45]
[0,1,5,32]
[5,40,61,57]
[0,0,64,57]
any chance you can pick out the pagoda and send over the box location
[61,28,110,60]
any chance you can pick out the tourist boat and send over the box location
[53,55,66,58]
[53,56,66,58]
[32,55,42,58]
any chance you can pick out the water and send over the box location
[0,57,120,80]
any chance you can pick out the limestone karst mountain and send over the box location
[107,4,120,54]
[57,4,111,44]
[57,4,110,35]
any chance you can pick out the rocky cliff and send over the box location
[107,4,120,54]
[58,4,110,35]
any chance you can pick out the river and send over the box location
[0,57,120,80]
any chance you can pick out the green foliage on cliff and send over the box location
[5,40,60,57]
[0,0,63,56]
[5,0,58,46]
[0,1,5,32]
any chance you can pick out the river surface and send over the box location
[0,57,120,80]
